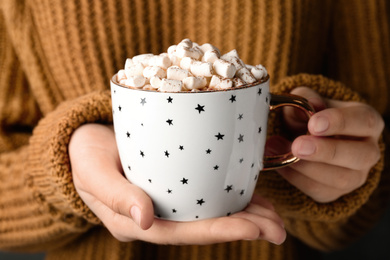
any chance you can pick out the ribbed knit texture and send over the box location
[0,0,389,259]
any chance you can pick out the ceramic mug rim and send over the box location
[110,74,270,94]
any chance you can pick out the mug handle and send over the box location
[263,93,315,171]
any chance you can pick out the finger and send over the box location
[292,135,381,171]
[244,201,285,227]
[308,104,384,139]
[288,160,367,194]
[251,193,276,211]
[290,87,328,112]
[283,87,327,132]
[232,211,286,245]
[133,216,266,245]
[72,146,154,229]
[277,166,345,203]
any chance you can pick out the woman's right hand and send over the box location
[69,123,286,245]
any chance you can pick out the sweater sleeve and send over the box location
[257,73,388,251]
[0,9,112,252]
[0,91,113,252]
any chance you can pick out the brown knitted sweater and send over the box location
[0,0,389,259]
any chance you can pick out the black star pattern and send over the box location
[179,145,184,150]
[167,189,172,194]
[254,174,258,180]
[266,96,269,103]
[167,96,173,103]
[215,132,225,140]
[128,165,131,171]
[172,209,177,213]
[258,127,262,133]
[240,190,245,195]
[229,95,236,103]
[226,212,231,216]
[225,185,233,193]
[238,114,243,120]
[140,98,147,106]
[258,88,262,96]
[251,163,255,168]
[195,104,205,114]
[164,150,170,158]
[118,105,122,111]
[213,165,219,170]
[195,216,199,219]
[206,149,212,154]
[180,178,189,184]
[140,151,145,157]
[148,179,152,183]
[166,119,173,125]
[238,134,244,143]
[126,131,131,138]
[239,158,244,163]
[197,199,205,206]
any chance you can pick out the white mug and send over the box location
[111,75,314,221]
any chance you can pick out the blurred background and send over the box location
[0,203,389,260]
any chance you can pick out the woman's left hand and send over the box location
[267,87,384,203]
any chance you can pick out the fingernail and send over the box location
[298,139,315,156]
[130,206,142,227]
[313,116,329,134]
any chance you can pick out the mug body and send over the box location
[111,76,270,221]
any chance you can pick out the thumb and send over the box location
[282,86,327,133]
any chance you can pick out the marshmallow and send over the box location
[167,45,177,55]
[200,43,221,56]
[159,78,183,92]
[124,75,146,88]
[221,49,246,70]
[222,49,240,58]
[202,50,220,63]
[132,53,154,66]
[236,67,257,83]
[175,45,202,60]
[143,66,167,79]
[168,53,181,66]
[142,84,155,91]
[209,75,221,88]
[213,59,236,78]
[183,76,207,90]
[117,69,127,81]
[124,63,145,77]
[167,66,192,80]
[245,64,255,70]
[148,55,172,69]
[232,77,246,88]
[150,76,162,89]
[177,38,193,48]
[180,57,194,70]
[251,64,268,80]
[221,55,245,70]
[190,61,213,77]
[209,75,233,89]
[124,58,134,69]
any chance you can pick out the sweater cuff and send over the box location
[28,90,112,225]
[258,73,385,221]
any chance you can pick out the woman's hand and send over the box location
[267,87,384,203]
[69,124,286,245]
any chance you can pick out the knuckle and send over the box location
[330,108,346,133]
[334,172,353,191]
[361,106,384,137]
[357,142,381,170]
